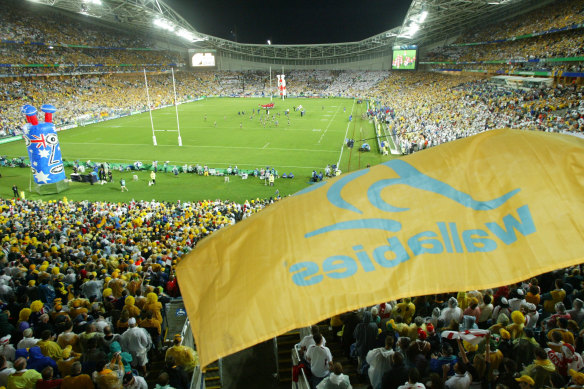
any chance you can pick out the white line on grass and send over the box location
[262,142,269,149]
[64,142,338,153]
[318,104,342,144]
[337,99,356,167]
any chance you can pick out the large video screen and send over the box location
[392,49,417,70]
[190,52,215,67]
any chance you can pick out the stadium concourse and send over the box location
[0,0,584,388]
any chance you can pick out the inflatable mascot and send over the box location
[21,104,67,192]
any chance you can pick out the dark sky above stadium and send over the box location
[164,0,413,45]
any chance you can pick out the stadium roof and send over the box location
[27,0,208,44]
[31,0,555,59]
[396,0,555,47]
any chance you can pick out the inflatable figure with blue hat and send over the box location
[21,104,68,194]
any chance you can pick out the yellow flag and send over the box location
[177,129,584,368]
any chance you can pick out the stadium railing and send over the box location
[180,318,204,389]
[291,329,311,389]
[374,117,400,155]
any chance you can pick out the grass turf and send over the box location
[0,97,394,203]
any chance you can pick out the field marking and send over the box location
[64,142,338,153]
[61,156,323,170]
[96,121,350,133]
[318,103,342,144]
[262,142,269,149]
[337,99,356,167]
[312,129,322,132]
[112,123,349,132]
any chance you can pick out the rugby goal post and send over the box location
[143,68,183,146]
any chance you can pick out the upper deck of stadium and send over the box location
[16,0,564,66]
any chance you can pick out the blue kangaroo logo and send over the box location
[305,160,520,238]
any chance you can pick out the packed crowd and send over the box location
[422,0,584,69]
[0,0,195,138]
[367,72,584,154]
[0,44,183,69]
[455,0,584,43]
[424,62,584,77]
[0,0,150,47]
[0,73,207,137]
[423,29,584,64]
[299,267,584,389]
[0,0,185,76]
[0,195,277,388]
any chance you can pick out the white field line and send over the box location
[337,99,356,167]
[318,104,342,144]
[64,142,338,153]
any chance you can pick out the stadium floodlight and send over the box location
[267,39,271,45]
[83,0,102,4]
[154,18,175,32]
[398,21,420,39]
[176,28,194,41]
[176,28,206,42]
[409,23,420,35]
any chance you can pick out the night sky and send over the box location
[164,0,413,45]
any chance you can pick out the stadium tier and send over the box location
[0,0,584,388]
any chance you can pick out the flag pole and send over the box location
[171,67,182,147]
[144,68,157,146]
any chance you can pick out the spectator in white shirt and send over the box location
[306,333,333,389]
[298,325,326,356]
[367,335,394,389]
[16,328,39,350]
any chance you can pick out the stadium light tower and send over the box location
[154,17,175,31]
